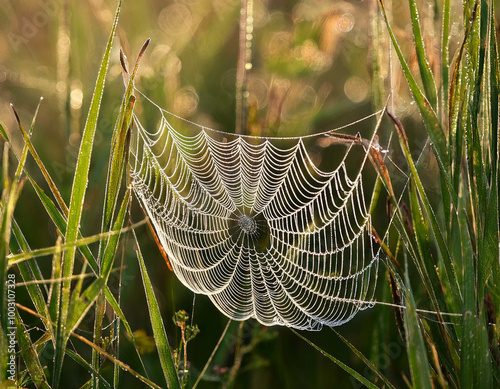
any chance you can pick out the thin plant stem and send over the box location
[192,319,232,389]
[223,321,245,389]
[235,0,253,134]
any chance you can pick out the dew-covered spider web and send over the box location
[129,92,383,331]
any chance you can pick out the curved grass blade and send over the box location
[403,286,432,389]
[291,329,380,389]
[12,219,50,316]
[331,328,396,389]
[8,218,143,266]
[2,129,99,273]
[14,309,51,389]
[408,0,437,108]
[6,151,149,381]
[1,106,32,339]
[70,331,162,389]
[478,0,499,298]
[13,104,68,217]
[67,191,132,332]
[134,232,181,389]
[378,0,457,209]
[5,102,52,333]
[92,38,149,389]
[66,349,111,389]
[53,2,121,387]
[388,112,462,310]
[192,319,232,389]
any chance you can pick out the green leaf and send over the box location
[53,2,121,387]
[15,310,51,389]
[291,329,380,389]
[101,185,131,280]
[135,233,181,389]
[8,220,142,267]
[66,201,138,332]
[12,218,50,321]
[378,0,457,208]
[102,95,134,238]
[102,40,148,237]
[66,349,112,389]
[1,106,32,334]
[477,0,499,299]
[48,237,63,327]
[460,311,493,387]
[441,0,451,117]
[403,285,432,389]
[26,174,98,272]
[388,113,462,311]
[332,329,396,389]
[408,0,437,108]
[0,123,8,142]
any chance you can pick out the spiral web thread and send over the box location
[129,99,382,331]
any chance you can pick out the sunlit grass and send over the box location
[1,0,499,388]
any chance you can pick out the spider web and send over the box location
[129,95,382,330]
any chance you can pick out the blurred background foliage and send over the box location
[0,0,486,388]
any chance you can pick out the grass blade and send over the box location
[53,2,121,387]
[14,310,51,389]
[441,0,451,117]
[378,0,457,208]
[27,174,98,271]
[291,329,380,389]
[1,106,31,342]
[134,233,181,389]
[8,219,143,266]
[102,40,149,236]
[70,332,162,389]
[7,143,149,384]
[67,193,135,331]
[403,286,433,389]
[408,0,437,107]
[62,0,120,286]
[461,220,493,387]
[332,329,396,389]
[13,104,68,217]
[66,349,112,389]
[478,0,499,298]
[388,112,462,310]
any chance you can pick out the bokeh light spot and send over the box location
[174,87,199,116]
[344,76,368,103]
[337,13,355,33]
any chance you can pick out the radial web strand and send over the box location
[129,96,382,331]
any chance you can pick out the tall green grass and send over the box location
[360,0,499,387]
[0,0,499,388]
[0,2,182,388]
[311,0,499,387]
